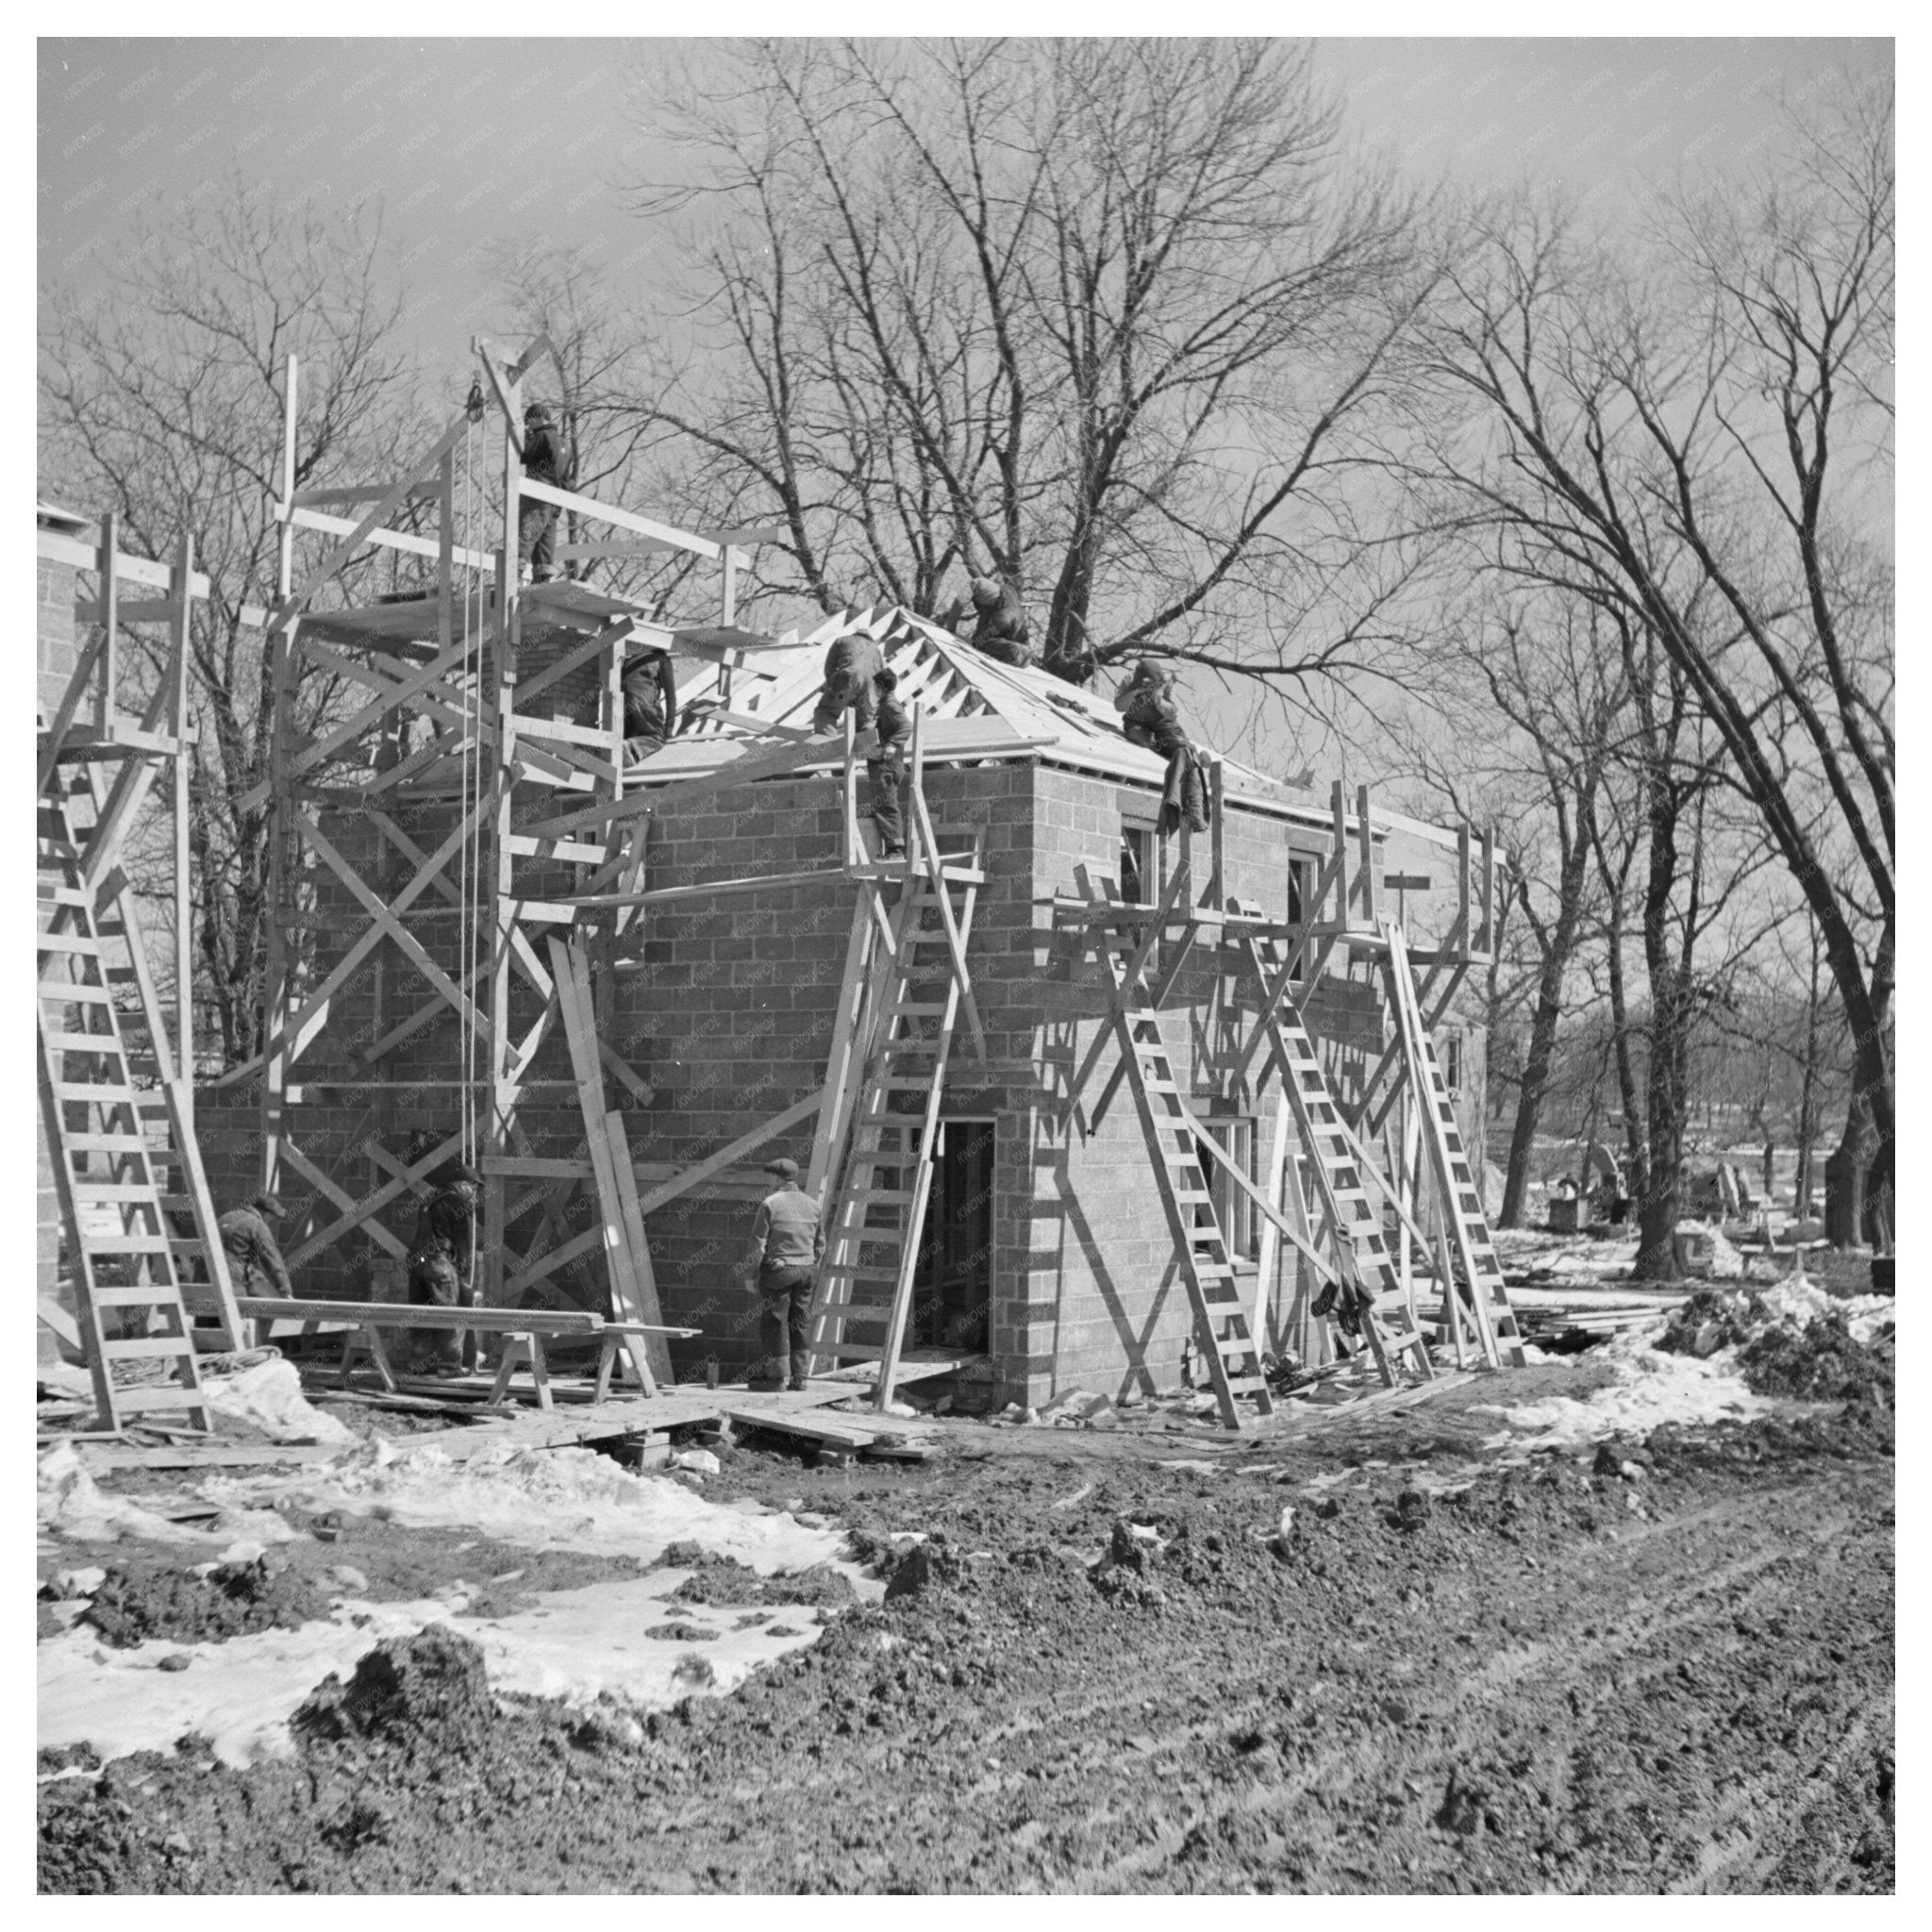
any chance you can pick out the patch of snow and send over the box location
[37,1570,835,1773]
[198,1437,867,1582]
[37,1442,296,1551]
[1473,1324,1771,1450]
[1757,1279,1895,1345]
[199,1357,354,1446]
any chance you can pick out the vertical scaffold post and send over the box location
[261,354,299,1198]
[171,533,194,1126]
[482,353,522,1308]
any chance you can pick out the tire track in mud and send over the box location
[39,1429,1893,1893]
[1057,1469,1890,1893]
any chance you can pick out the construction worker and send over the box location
[405,1161,482,1374]
[810,628,888,737]
[869,667,912,860]
[219,1193,293,1299]
[968,574,1033,668]
[620,645,678,761]
[1112,658,1209,837]
[747,1156,823,1392]
[518,402,567,585]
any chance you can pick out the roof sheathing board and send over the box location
[639,601,1463,849]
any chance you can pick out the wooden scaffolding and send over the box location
[222,336,1009,1409]
[1053,778,1524,1425]
[36,517,247,1424]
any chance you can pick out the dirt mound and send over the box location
[1656,1287,1769,1357]
[292,1626,496,1757]
[665,1552,857,1609]
[38,1409,1894,1894]
[85,1557,328,1649]
[1739,1311,1895,1405]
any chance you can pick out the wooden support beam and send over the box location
[1060,858,1191,1131]
[635,1090,825,1217]
[1357,784,1375,925]
[548,937,669,1387]
[265,407,474,635]
[1171,1090,1339,1288]
[238,632,476,812]
[519,478,721,560]
[908,781,987,1060]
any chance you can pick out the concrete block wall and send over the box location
[1010,765,1486,1403]
[615,758,1041,1383]
[198,694,1491,1403]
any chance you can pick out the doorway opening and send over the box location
[911,1118,995,1354]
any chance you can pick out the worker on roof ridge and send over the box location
[810,624,888,737]
[1112,658,1209,838]
[967,574,1033,668]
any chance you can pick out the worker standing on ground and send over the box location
[1112,658,1210,836]
[518,402,568,585]
[619,644,678,761]
[219,1193,294,1299]
[810,627,888,736]
[406,1161,482,1374]
[869,667,912,860]
[969,574,1033,668]
[747,1157,823,1392]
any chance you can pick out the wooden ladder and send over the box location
[37,780,238,1430]
[1385,924,1526,1368]
[1084,880,1274,1430]
[808,829,982,1410]
[1233,908,1434,1388]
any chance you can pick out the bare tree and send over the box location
[624,36,1438,696]
[1399,593,1629,1226]
[1407,70,1892,1241]
[40,175,422,1064]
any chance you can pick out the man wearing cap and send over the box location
[619,645,678,761]
[219,1192,294,1300]
[968,574,1033,668]
[406,1161,483,1374]
[748,1157,823,1392]
[810,628,888,738]
[518,402,568,585]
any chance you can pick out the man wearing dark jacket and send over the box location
[968,575,1033,668]
[219,1193,293,1299]
[620,647,678,760]
[518,403,568,585]
[1113,659,1209,837]
[811,630,888,736]
[747,1157,824,1391]
[868,668,912,859]
[406,1162,481,1373]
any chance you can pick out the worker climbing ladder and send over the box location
[808,829,984,1410]
[37,777,243,1431]
[1080,878,1274,1430]
[1232,906,1434,1388]
[1385,925,1526,1367]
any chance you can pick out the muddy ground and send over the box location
[38,1337,1893,1897]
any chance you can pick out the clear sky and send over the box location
[40,36,1892,360]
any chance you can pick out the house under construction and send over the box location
[38,335,1525,1433]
